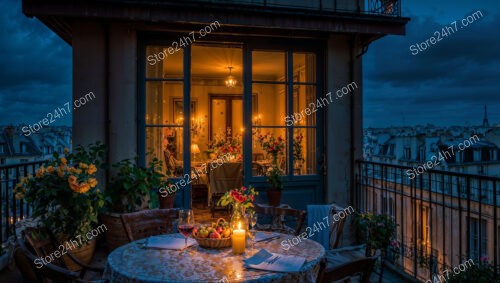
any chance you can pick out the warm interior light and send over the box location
[225,66,237,88]
[191,144,200,154]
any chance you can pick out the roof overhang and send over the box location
[23,0,409,45]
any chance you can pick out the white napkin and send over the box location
[254,232,281,242]
[145,235,196,250]
[244,249,306,272]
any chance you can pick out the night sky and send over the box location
[0,0,498,128]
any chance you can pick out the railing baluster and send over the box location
[0,160,45,244]
[355,160,499,281]
[494,180,498,280]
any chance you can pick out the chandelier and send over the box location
[225,66,237,88]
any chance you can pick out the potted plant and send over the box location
[446,257,496,282]
[293,132,305,173]
[264,166,285,206]
[256,132,286,206]
[101,157,170,250]
[148,158,175,209]
[14,143,106,270]
[355,212,397,283]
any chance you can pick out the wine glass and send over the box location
[178,209,195,249]
[247,212,258,251]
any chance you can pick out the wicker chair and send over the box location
[317,256,377,283]
[253,204,306,236]
[15,231,107,283]
[22,228,104,279]
[120,208,180,242]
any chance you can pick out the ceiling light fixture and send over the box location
[225,66,237,88]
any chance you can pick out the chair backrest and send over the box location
[254,204,306,236]
[16,232,82,283]
[207,162,243,195]
[330,203,348,249]
[24,227,67,268]
[317,256,377,283]
[121,208,180,242]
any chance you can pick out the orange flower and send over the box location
[87,164,97,175]
[64,148,69,154]
[46,166,54,173]
[79,162,88,169]
[68,175,77,184]
[69,182,91,194]
[36,166,45,177]
[60,157,67,165]
[57,168,65,178]
[88,178,98,188]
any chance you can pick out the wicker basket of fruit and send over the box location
[192,218,232,249]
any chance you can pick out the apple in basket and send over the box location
[193,221,232,239]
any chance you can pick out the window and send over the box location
[20,143,28,153]
[144,46,185,177]
[141,38,323,198]
[419,206,431,250]
[403,147,411,160]
[418,146,426,162]
[0,158,5,165]
[252,51,318,176]
[470,218,488,261]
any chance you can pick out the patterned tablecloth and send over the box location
[103,233,325,283]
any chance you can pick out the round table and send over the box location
[104,233,325,283]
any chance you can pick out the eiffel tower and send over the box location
[483,105,490,127]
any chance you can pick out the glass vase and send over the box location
[230,202,248,254]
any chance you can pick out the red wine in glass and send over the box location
[178,209,195,249]
[178,224,194,237]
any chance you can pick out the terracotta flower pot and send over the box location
[59,237,96,271]
[158,192,176,209]
[266,189,282,207]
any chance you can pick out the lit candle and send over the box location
[232,222,246,255]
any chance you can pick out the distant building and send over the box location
[365,125,500,177]
[0,125,72,166]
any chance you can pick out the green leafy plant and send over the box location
[264,165,285,190]
[105,157,170,213]
[446,257,497,282]
[355,212,397,256]
[293,132,304,163]
[14,143,106,240]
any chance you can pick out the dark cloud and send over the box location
[0,0,498,129]
[364,4,500,127]
[0,0,71,126]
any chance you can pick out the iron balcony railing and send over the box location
[167,0,402,17]
[356,160,499,281]
[0,161,45,243]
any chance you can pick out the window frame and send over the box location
[139,34,325,208]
